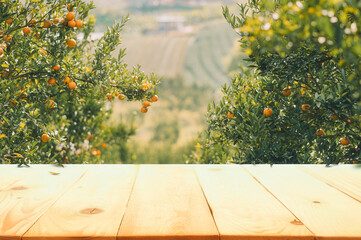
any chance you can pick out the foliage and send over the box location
[189,0,361,164]
[0,0,159,165]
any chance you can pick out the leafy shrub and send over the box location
[0,0,159,165]
[189,0,361,164]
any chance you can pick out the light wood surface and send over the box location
[0,165,87,240]
[117,165,219,240]
[0,164,361,240]
[299,165,361,203]
[23,165,138,240]
[244,165,361,239]
[195,165,313,240]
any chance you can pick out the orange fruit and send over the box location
[43,20,52,28]
[36,32,40,37]
[331,112,338,120]
[6,19,13,24]
[341,138,350,146]
[41,134,50,142]
[263,108,273,117]
[3,35,12,42]
[46,99,55,108]
[143,101,151,108]
[53,18,59,24]
[66,12,75,21]
[107,94,113,100]
[64,77,71,84]
[67,4,72,11]
[302,104,310,111]
[227,112,234,118]
[307,73,311,78]
[29,19,37,26]
[0,48,3,56]
[68,81,76,89]
[346,119,351,123]
[301,84,307,91]
[67,39,76,48]
[23,27,31,35]
[282,87,291,96]
[151,95,158,102]
[101,143,107,149]
[75,20,83,28]
[52,65,60,71]
[141,107,148,113]
[48,77,56,86]
[115,92,119,96]
[316,129,325,136]
[141,84,150,91]
[118,94,125,100]
[68,20,75,28]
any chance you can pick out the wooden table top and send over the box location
[0,164,361,240]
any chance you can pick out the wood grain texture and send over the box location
[0,164,87,240]
[117,165,219,240]
[23,165,139,240]
[299,165,361,203]
[194,165,313,240]
[244,165,361,240]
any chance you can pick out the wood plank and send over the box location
[299,165,361,203]
[23,164,138,240]
[0,164,87,240]
[244,165,361,239]
[194,165,313,240]
[117,165,219,240]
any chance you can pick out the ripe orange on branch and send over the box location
[302,104,310,111]
[68,20,76,28]
[282,87,291,96]
[263,108,273,117]
[0,48,3,56]
[67,39,76,48]
[143,101,151,108]
[23,27,31,35]
[227,112,234,118]
[48,78,56,86]
[151,95,158,102]
[68,81,76,89]
[341,138,350,146]
[75,20,83,28]
[43,20,52,28]
[66,12,75,21]
[64,77,71,84]
[141,107,148,113]
[316,129,325,136]
[41,134,50,143]
[118,94,125,100]
[52,65,60,71]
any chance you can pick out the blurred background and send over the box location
[90,0,241,163]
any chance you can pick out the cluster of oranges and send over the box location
[47,66,76,90]
[11,6,80,49]
[141,95,158,114]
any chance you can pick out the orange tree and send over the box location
[189,0,360,164]
[0,0,159,165]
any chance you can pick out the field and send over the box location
[92,0,240,163]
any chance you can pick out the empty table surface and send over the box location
[0,164,360,240]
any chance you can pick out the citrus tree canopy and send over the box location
[0,0,159,165]
[189,0,361,164]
